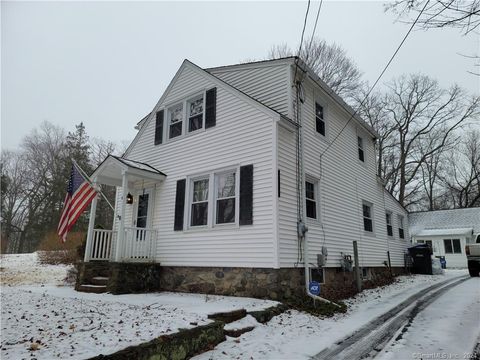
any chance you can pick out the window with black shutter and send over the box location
[154,110,164,145]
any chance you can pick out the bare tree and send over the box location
[268,37,363,101]
[442,129,480,207]
[376,74,479,208]
[386,0,480,35]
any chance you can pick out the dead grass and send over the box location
[37,231,85,265]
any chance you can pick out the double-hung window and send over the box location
[190,178,209,226]
[358,136,365,162]
[187,169,239,228]
[444,239,461,254]
[386,212,393,236]
[398,215,405,239]
[188,95,204,132]
[363,201,373,232]
[215,171,236,224]
[168,103,184,139]
[305,180,317,219]
[315,102,325,136]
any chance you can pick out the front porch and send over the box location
[83,155,166,264]
[78,155,166,293]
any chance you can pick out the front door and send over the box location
[133,189,152,241]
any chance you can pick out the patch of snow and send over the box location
[0,253,276,359]
[194,271,468,360]
[0,252,71,286]
[379,278,480,359]
[224,315,259,331]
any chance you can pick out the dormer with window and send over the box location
[154,87,217,145]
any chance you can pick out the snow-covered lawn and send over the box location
[1,253,473,360]
[0,252,71,286]
[0,253,276,359]
[194,270,470,360]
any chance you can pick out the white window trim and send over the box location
[161,89,209,144]
[358,135,365,163]
[313,98,328,141]
[305,176,320,222]
[443,238,462,254]
[186,93,206,134]
[213,169,240,227]
[397,215,405,239]
[166,102,185,141]
[188,175,210,228]
[385,210,394,238]
[184,166,240,231]
[362,200,375,235]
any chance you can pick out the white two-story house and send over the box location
[79,57,409,301]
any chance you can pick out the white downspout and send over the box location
[297,77,341,308]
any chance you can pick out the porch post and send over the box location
[115,170,128,262]
[84,184,98,262]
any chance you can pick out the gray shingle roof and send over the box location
[408,208,480,236]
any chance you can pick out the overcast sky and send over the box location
[2,1,479,151]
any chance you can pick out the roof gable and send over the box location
[125,60,283,157]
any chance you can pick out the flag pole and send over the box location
[71,159,115,212]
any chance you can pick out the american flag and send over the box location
[58,163,97,243]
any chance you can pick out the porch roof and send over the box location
[415,228,473,237]
[91,155,166,186]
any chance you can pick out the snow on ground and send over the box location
[0,253,276,360]
[379,277,480,359]
[194,270,469,360]
[0,252,71,286]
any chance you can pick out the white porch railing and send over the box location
[121,227,157,262]
[90,229,115,260]
[89,228,156,262]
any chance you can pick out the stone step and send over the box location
[224,326,255,338]
[91,276,109,286]
[207,309,247,323]
[78,284,107,293]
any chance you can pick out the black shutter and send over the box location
[278,170,281,197]
[174,179,186,231]
[205,87,217,129]
[239,164,253,225]
[154,110,164,145]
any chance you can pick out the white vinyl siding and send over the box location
[123,63,277,268]
[278,69,409,268]
[209,63,291,117]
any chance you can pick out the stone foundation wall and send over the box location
[159,266,406,302]
[77,262,406,301]
[159,267,305,302]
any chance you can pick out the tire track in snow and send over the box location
[312,276,469,360]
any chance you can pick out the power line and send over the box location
[304,0,324,64]
[319,0,431,159]
[293,0,311,86]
